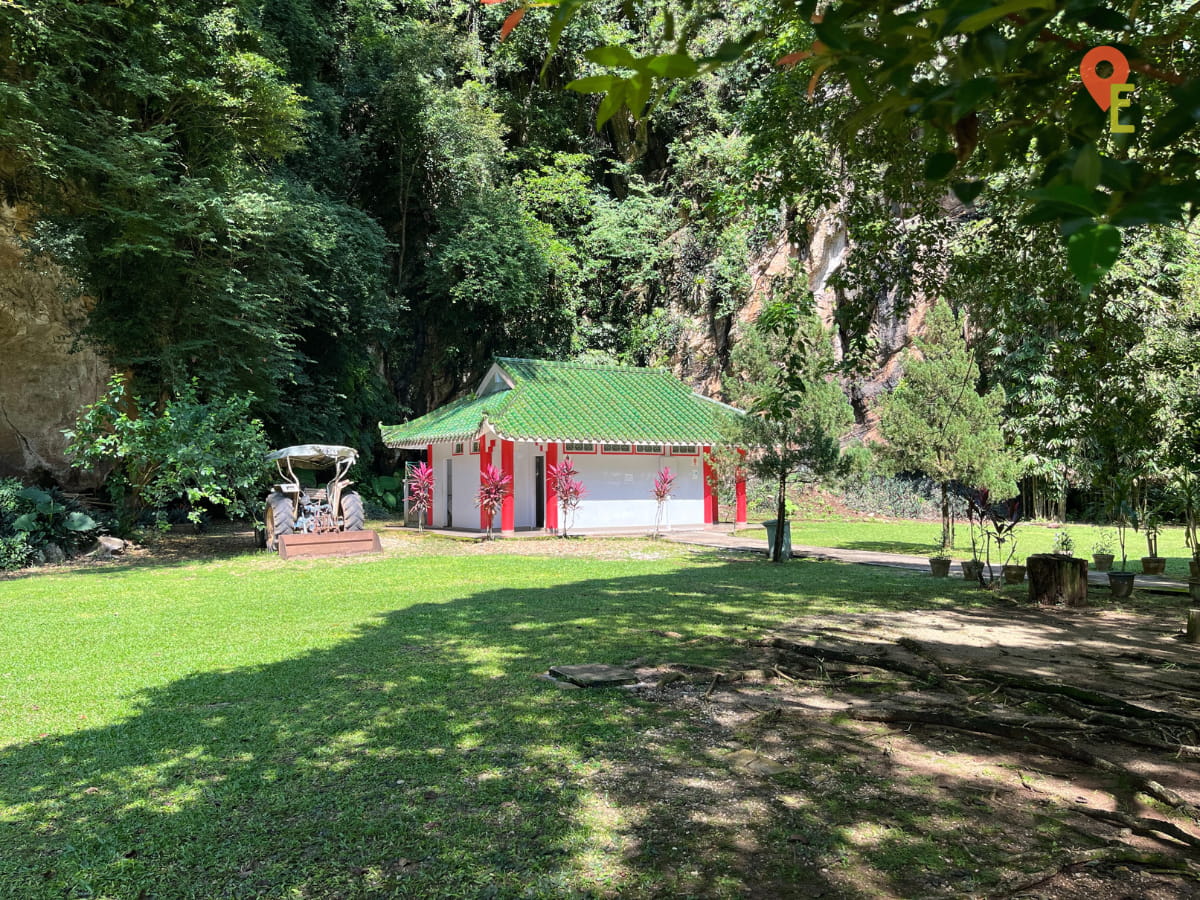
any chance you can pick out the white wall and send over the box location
[514,442,541,530]
[565,449,705,530]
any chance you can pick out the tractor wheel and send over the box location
[264,492,294,551]
[340,491,365,532]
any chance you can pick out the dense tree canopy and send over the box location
[1,0,1198,509]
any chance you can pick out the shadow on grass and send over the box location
[0,556,1185,897]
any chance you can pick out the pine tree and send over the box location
[877,303,1018,555]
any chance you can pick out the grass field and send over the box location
[0,536,996,898]
[740,519,1196,577]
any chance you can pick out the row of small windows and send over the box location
[452,442,699,456]
[565,443,698,456]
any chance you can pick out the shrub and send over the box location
[840,473,966,521]
[0,533,35,570]
[65,375,270,535]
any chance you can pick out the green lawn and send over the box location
[742,519,1195,577]
[0,538,992,898]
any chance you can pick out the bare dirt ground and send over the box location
[625,602,1200,898]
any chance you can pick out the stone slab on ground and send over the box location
[548,664,639,687]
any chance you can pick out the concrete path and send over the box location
[664,529,1191,595]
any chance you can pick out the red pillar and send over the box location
[426,444,434,527]
[735,449,747,527]
[702,446,715,525]
[479,437,490,531]
[545,443,558,532]
[500,439,515,533]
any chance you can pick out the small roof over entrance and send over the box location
[380,357,741,449]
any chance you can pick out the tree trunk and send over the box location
[1027,553,1088,607]
[1187,609,1200,645]
[939,482,950,553]
[772,471,787,563]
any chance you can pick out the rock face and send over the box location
[0,204,110,487]
[667,203,932,436]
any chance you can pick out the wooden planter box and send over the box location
[278,531,381,560]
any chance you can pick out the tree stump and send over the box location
[1027,554,1088,607]
[1187,609,1200,645]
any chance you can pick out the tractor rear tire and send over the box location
[264,492,294,551]
[340,491,365,532]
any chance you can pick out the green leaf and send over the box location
[565,75,616,94]
[955,0,1053,33]
[595,81,628,127]
[625,73,650,118]
[65,511,98,532]
[1025,183,1105,216]
[12,513,36,533]
[1071,144,1101,189]
[1066,223,1122,285]
[645,53,698,79]
[584,45,638,69]
[925,152,958,180]
[952,181,985,204]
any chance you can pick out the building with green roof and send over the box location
[380,358,746,533]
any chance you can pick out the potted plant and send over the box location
[982,497,1023,585]
[961,490,986,582]
[1091,530,1115,572]
[1137,509,1166,575]
[1173,470,1200,600]
[929,541,952,578]
[1051,530,1074,557]
[1105,475,1136,598]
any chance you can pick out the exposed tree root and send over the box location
[847,705,1200,821]
[991,848,1200,898]
[1071,806,1200,850]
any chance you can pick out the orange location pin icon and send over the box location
[1080,46,1130,110]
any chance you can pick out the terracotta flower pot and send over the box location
[961,559,984,581]
[1141,556,1167,576]
[1092,553,1114,572]
[1108,571,1135,598]
[929,557,952,578]
[1002,564,1026,584]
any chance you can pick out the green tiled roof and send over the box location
[380,357,741,447]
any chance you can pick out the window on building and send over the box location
[470,440,480,454]
[453,442,464,455]
[602,443,632,454]
[635,444,664,454]
[670,445,699,456]
[563,442,595,453]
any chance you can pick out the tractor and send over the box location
[263,444,379,558]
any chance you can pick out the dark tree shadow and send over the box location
[0,556,1191,897]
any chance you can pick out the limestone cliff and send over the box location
[0,204,109,486]
[661,203,931,438]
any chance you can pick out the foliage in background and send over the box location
[65,376,269,535]
[876,303,1019,554]
[724,294,854,562]
[0,478,99,569]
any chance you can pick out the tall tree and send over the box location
[875,302,1018,553]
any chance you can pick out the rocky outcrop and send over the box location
[667,202,932,436]
[0,203,109,486]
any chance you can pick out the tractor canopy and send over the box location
[265,445,359,469]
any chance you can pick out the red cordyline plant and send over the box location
[548,457,586,537]
[652,466,675,537]
[406,462,435,532]
[475,463,512,539]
